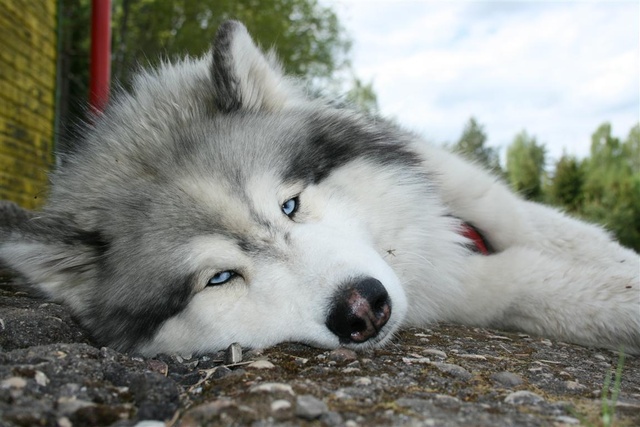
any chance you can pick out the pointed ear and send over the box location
[211,20,305,113]
[0,202,106,302]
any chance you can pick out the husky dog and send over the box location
[0,21,638,356]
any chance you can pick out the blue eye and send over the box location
[207,270,236,287]
[281,196,299,218]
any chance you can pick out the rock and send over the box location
[211,366,232,379]
[564,380,586,391]
[133,422,167,427]
[458,354,487,360]
[1,377,27,389]
[271,399,292,412]
[328,348,357,363]
[402,357,431,364]
[147,359,169,376]
[320,411,344,426]
[295,395,328,420]
[491,371,523,387]
[354,377,372,386]
[504,390,545,405]
[247,360,275,370]
[423,348,447,359]
[224,343,243,364]
[432,362,472,380]
[250,382,295,395]
[33,371,48,386]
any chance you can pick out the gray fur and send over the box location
[1,21,638,355]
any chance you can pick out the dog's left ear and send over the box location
[211,20,305,113]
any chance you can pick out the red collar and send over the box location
[460,222,491,255]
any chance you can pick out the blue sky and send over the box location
[328,0,639,164]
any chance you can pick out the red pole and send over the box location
[90,0,111,113]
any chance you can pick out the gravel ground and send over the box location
[1,274,639,427]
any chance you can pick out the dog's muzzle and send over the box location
[325,277,391,344]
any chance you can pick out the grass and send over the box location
[570,349,626,427]
[599,350,626,426]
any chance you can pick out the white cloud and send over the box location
[327,0,640,163]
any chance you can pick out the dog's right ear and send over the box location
[211,20,305,113]
[0,201,104,302]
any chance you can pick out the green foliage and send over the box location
[58,0,92,148]
[457,120,638,251]
[452,118,503,174]
[506,131,546,201]
[111,0,351,86]
[545,122,640,252]
[549,154,584,212]
[58,0,353,139]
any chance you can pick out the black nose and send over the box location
[325,277,392,344]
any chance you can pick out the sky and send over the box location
[327,0,639,164]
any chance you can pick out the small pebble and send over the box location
[402,357,431,364]
[250,382,295,395]
[225,343,243,364]
[212,366,232,379]
[329,348,357,363]
[491,371,523,387]
[147,359,169,376]
[295,394,328,420]
[1,377,27,389]
[434,394,461,409]
[247,360,275,370]
[133,422,166,427]
[354,377,372,386]
[320,411,344,426]
[564,380,586,391]
[271,399,292,412]
[34,371,49,387]
[432,362,472,380]
[504,390,544,405]
[458,354,487,361]
[423,348,447,359]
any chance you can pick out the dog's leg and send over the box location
[454,247,639,353]
[415,143,640,353]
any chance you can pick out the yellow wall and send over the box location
[0,0,57,209]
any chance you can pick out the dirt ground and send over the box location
[1,275,639,427]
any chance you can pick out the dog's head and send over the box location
[0,21,434,355]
